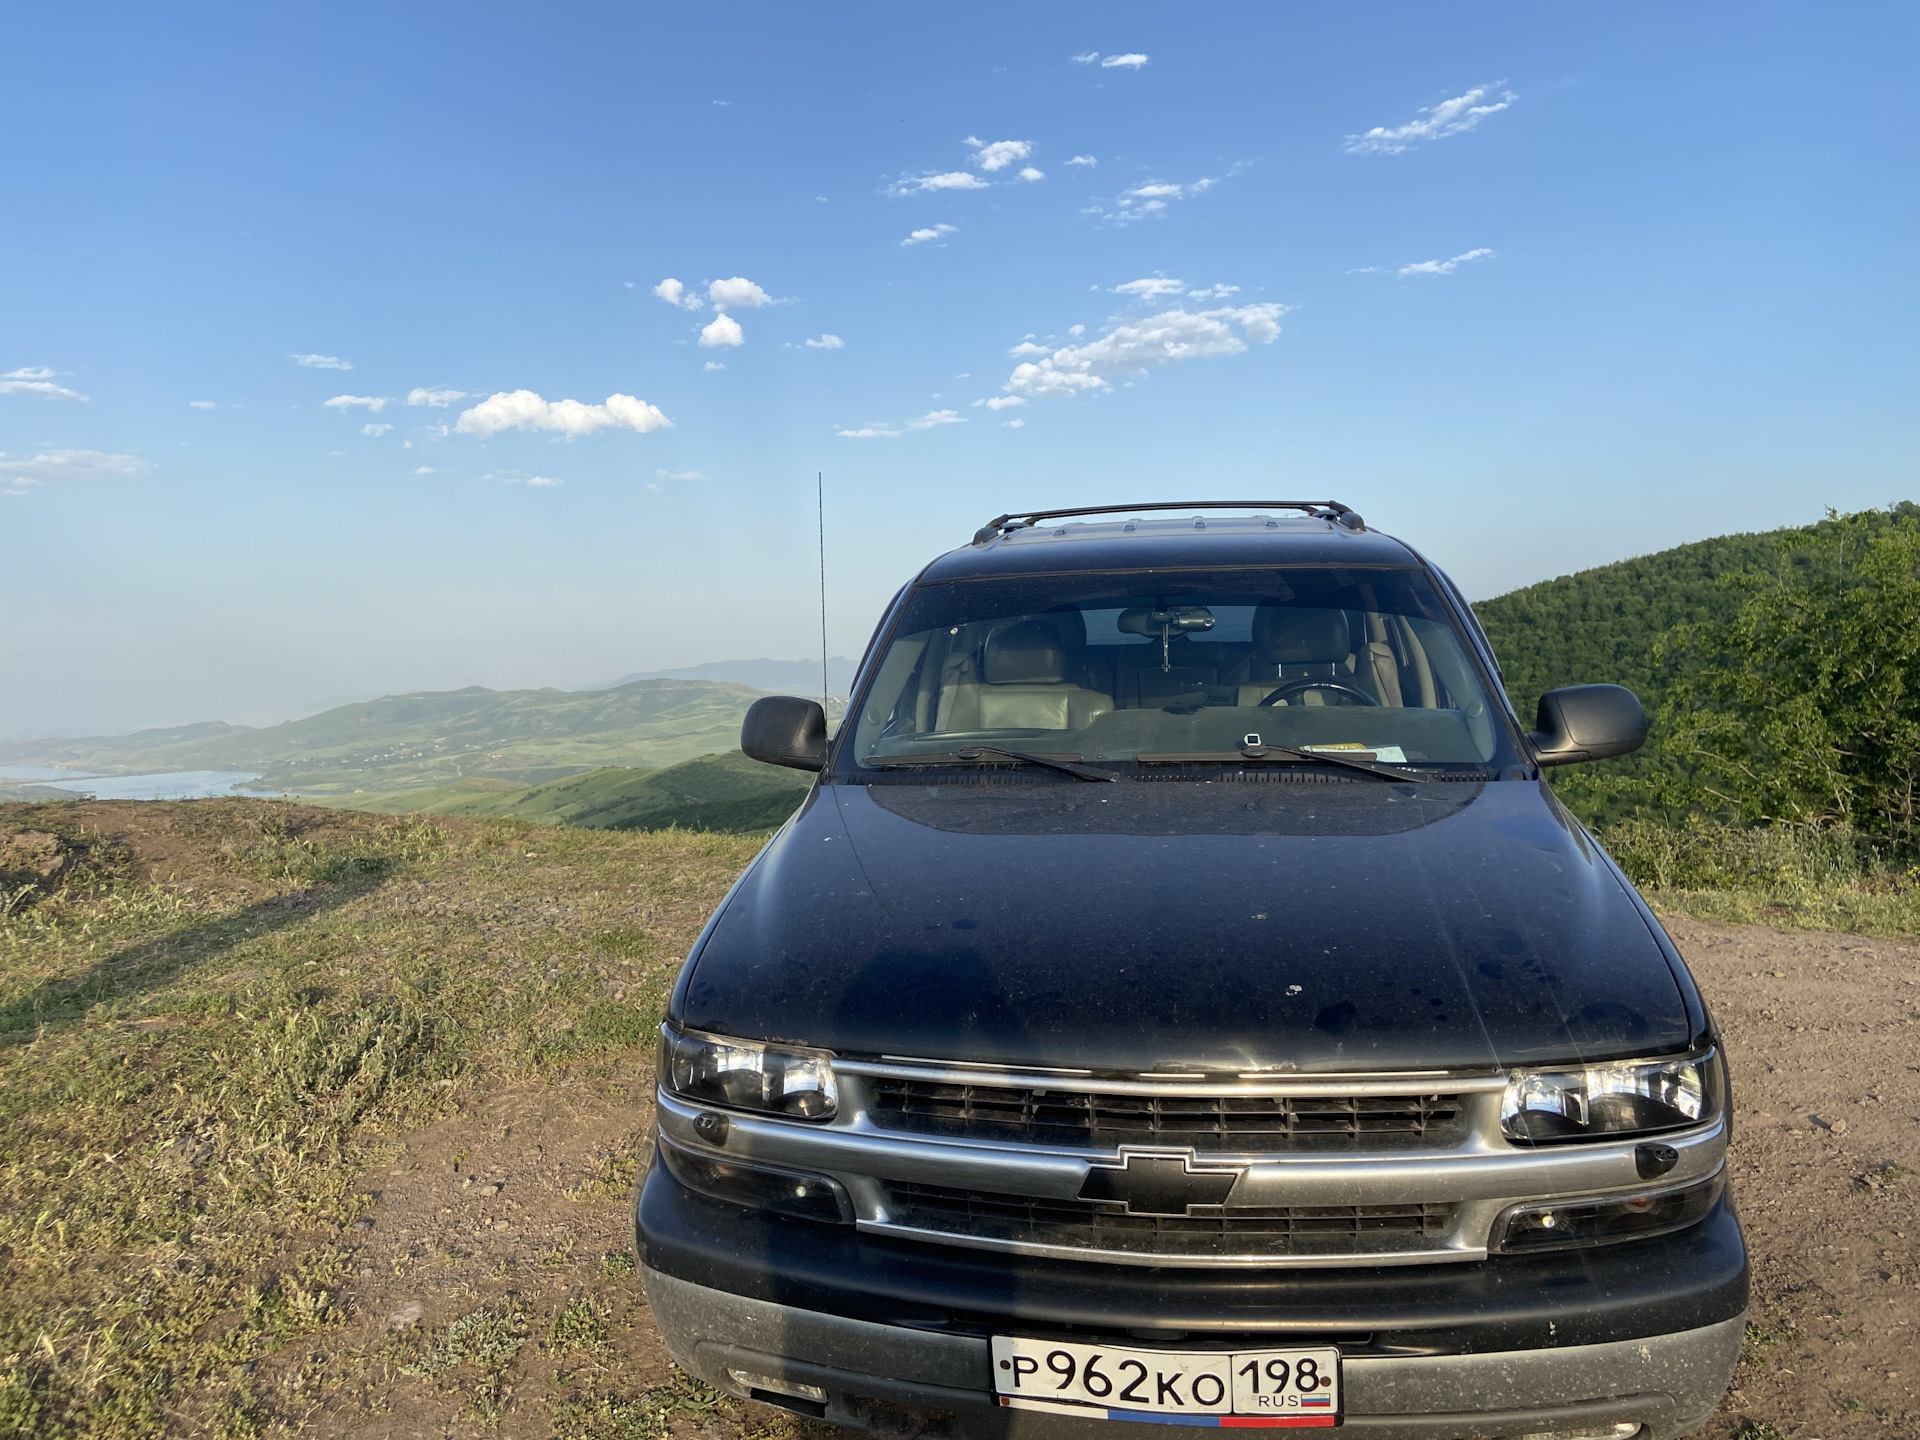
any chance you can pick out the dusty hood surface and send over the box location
[675,776,1695,1073]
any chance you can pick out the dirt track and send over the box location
[310,916,1920,1440]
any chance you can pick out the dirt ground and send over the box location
[1662,917,1920,1439]
[289,915,1918,1440]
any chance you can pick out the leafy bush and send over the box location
[1658,508,1920,845]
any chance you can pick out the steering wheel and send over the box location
[1260,680,1379,708]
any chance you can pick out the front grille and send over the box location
[867,1081,1464,1151]
[883,1181,1455,1260]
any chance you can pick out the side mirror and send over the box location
[742,695,828,772]
[1528,684,1648,767]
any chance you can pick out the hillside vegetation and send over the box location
[1474,502,1920,826]
[333,751,813,834]
[0,681,776,799]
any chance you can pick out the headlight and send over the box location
[659,1024,838,1120]
[1501,1050,1719,1144]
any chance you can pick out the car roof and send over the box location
[918,512,1422,583]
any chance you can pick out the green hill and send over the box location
[1473,502,1918,822]
[336,751,814,833]
[0,680,791,798]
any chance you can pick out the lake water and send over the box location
[0,766,263,800]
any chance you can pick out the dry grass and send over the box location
[0,799,761,1440]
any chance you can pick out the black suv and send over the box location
[637,503,1745,1440]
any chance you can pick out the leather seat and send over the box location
[934,619,1114,732]
[1233,607,1364,705]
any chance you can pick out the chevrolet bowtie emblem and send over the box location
[1077,1151,1245,1216]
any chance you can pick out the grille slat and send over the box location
[869,1080,1463,1151]
[883,1180,1455,1259]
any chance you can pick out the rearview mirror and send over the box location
[742,696,828,772]
[1528,684,1648,767]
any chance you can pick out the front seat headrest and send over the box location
[983,620,1066,684]
[1252,607,1351,663]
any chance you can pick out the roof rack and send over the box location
[971,500,1364,546]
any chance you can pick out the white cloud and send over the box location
[888,170,990,195]
[699,312,745,348]
[707,276,772,309]
[1101,176,1219,224]
[1066,154,1097,167]
[0,448,151,495]
[902,224,957,246]
[291,353,352,369]
[836,406,969,439]
[966,137,1032,172]
[1002,302,1285,399]
[413,466,435,474]
[525,476,562,487]
[1070,51,1100,64]
[324,394,389,413]
[906,409,966,430]
[188,400,216,409]
[1114,276,1188,299]
[1017,166,1044,182]
[1344,84,1515,155]
[973,395,1026,411]
[703,360,726,371]
[654,277,702,310]
[1,367,87,401]
[655,468,705,481]
[1398,247,1496,277]
[1003,418,1026,428]
[804,334,845,349]
[407,387,467,407]
[1068,324,1085,336]
[361,422,393,436]
[1101,53,1149,69]
[1187,284,1240,300]
[455,390,673,438]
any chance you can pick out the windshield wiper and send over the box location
[867,747,1120,783]
[1135,743,1426,783]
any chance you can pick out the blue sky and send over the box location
[5,2,1916,738]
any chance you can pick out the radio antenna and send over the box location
[817,471,829,714]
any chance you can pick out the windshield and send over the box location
[843,567,1510,775]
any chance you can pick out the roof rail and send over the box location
[971,500,1364,546]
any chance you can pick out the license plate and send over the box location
[991,1336,1340,1427]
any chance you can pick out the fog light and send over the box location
[1493,1171,1723,1253]
[658,1136,852,1224]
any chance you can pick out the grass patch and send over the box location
[0,798,761,1439]
[1599,815,1920,934]
[547,1298,608,1355]
[399,1300,530,1420]
[550,1367,727,1440]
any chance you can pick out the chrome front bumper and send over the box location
[645,1266,1743,1440]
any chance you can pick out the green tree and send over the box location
[1657,508,1920,845]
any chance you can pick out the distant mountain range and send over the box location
[596,657,858,696]
[0,679,844,800]
[328,751,813,833]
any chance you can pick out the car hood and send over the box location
[675,776,1696,1073]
